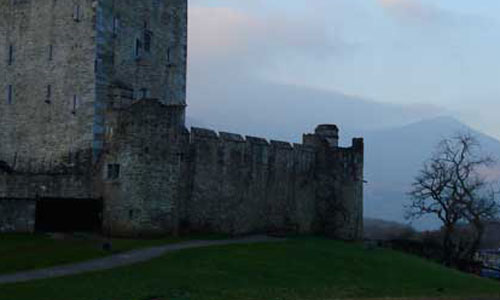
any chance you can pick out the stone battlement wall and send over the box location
[0,98,363,239]
[184,127,319,235]
[101,100,364,239]
[186,127,363,238]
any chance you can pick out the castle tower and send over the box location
[0,0,188,169]
[303,125,364,240]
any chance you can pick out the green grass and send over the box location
[1,237,500,300]
[0,233,226,275]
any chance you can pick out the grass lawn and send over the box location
[0,233,226,275]
[1,237,500,300]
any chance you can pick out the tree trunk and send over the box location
[443,225,455,266]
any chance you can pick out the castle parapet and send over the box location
[219,132,245,143]
[270,140,293,150]
[352,138,364,153]
[245,136,270,146]
[191,127,219,140]
[314,124,339,148]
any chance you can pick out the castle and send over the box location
[0,0,364,240]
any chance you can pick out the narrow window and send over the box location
[166,48,171,63]
[6,85,12,104]
[135,39,142,58]
[112,16,119,36]
[8,45,13,65]
[139,88,149,99]
[142,21,151,53]
[71,95,77,114]
[73,5,81,22]
[48,45,53,61]
[45,85,51,103]
[107,164,120,180]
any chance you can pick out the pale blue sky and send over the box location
[188,0,500,138]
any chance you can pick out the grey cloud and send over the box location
[188,5,355,72]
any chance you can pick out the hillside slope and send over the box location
[1,238,499,300]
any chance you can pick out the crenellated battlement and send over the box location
[95,99,363,238]
[188,126,361,158]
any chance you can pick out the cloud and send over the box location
[377,0,442,22]
[188,5,352,73]
[188,6,256,57]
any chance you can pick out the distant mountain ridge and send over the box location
[187,78,445,143]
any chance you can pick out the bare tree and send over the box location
[407,133,499,266]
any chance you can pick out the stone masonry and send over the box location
[0,0,364,240]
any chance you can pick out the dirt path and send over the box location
[0,235,283,284]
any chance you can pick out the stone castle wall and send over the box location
[101,100,364,239]
[0,147,96,233]
[0,199,36,233]
[0,0,363,240]
[0,99,363,239]
[182,128,318,236]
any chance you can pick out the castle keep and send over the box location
[0,0,364,240]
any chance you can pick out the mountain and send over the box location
[187,78,444,143]
[363,116,500,230]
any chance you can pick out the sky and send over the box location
[187,0,500,139]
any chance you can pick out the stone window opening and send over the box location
[135,38,142,58]
[48,45,53,61]
[139,88,149,99]
[166,48,173,67]
[6,85,13,104]
[45,85,51,104]
[128,209,134,220]
[112,16,120,36]
[8,44,13,65]
[73,5,81,22]
[107,164,120,180]
[71,95,78,115]
[142,21,152,53]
